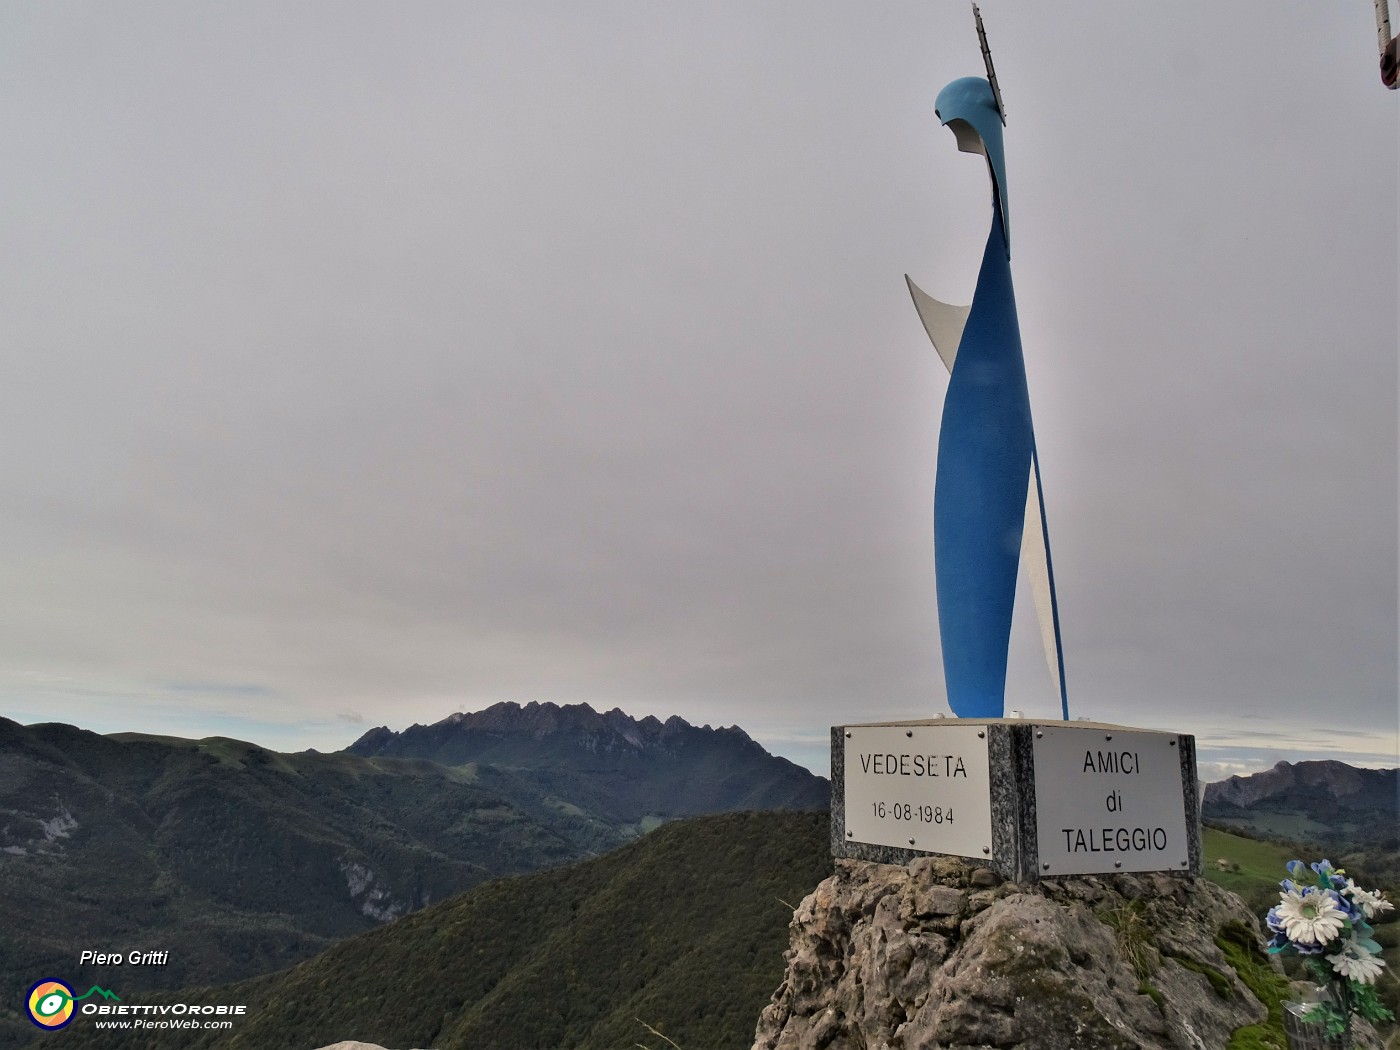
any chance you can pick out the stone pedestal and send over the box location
[830,719,1201,881]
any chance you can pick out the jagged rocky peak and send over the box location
[424,700,687,738]
[346,725,396,751]
[602,705,651,745]
[753,856,1385,1050]
[342,701,829,816]
[395,700,760,745]
[715,722,757,745]
[352,700,771,753]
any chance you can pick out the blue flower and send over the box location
[1310,860,1347,889]
[1333,891,1362,923]
[1287,860,1306,878]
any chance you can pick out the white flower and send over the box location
[1343,879,1395,920]
[1278,886,1347,946]
[1328,937,1387,984]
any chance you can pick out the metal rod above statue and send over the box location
[906,5,1069,721]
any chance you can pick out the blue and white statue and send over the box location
[906,14,1069,720]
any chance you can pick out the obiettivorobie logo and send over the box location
[26,979,120,1030]
[25,978,248,1034]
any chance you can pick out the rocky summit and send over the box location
[347,700,829,819]
[1204,759,1397,813]
[752,856,1382,1050]
[1202,759,1398,853]
[349,700,771,766]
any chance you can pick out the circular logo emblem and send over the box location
[27,979,76,1030]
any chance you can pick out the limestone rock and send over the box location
[752,857,1374,1050]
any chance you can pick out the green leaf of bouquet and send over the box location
[1301,1003,1330,1024]
[1354,984,1384,1006]
[1356,996,1392,1022]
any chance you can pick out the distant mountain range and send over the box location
[0,703,826,1049]
[346,700,828,821]
[1202,759,1399,851]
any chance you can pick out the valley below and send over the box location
[2,710,1394,1050]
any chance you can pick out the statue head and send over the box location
[935,76,1010,251]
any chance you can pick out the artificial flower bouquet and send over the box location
[1265,859,1395,1040]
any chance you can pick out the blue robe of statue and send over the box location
[934,205,1032,717]
[922,76,1067,720]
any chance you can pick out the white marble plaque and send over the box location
[1033,725,1190,876]
[842,724,993,858]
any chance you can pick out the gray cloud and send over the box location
[1,2,1394,774]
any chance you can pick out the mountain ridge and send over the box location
[1205,758,1396,810]
[349,699,768,759]
[344,700,827,821]
[1201,758,1399,883]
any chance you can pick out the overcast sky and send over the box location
[2,1,1396,782]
